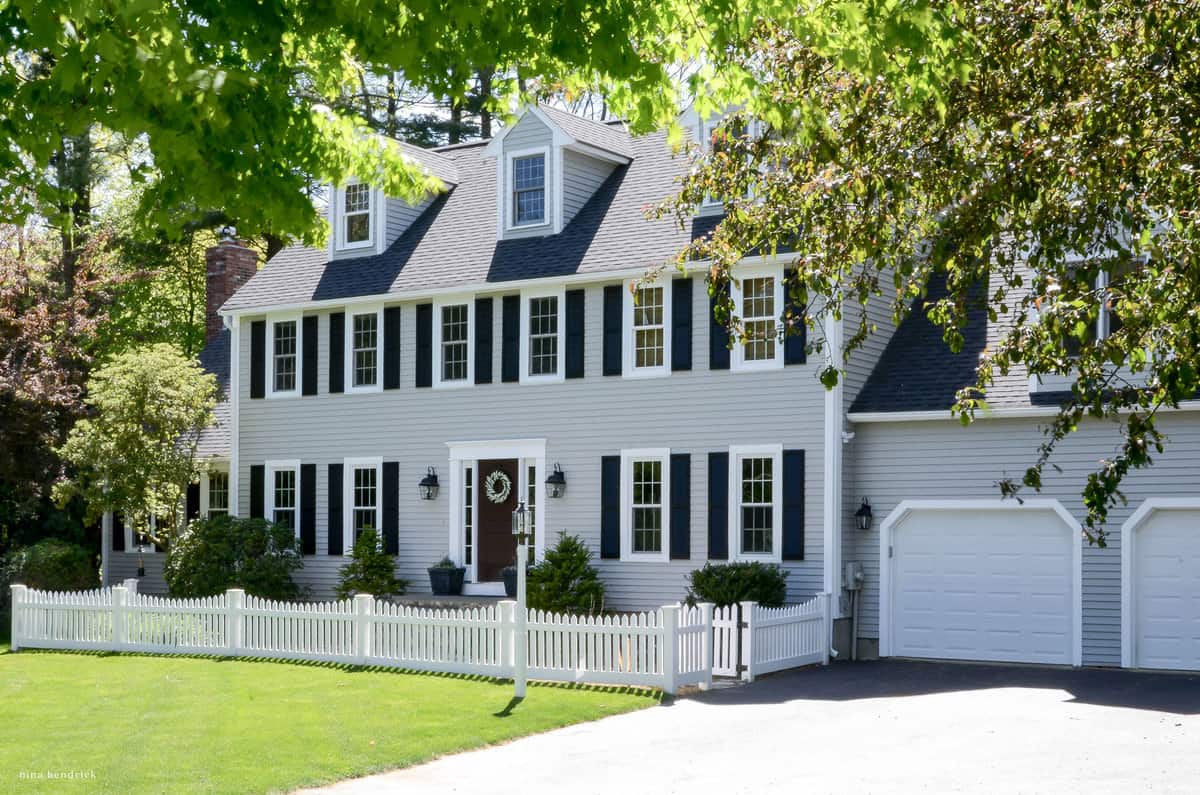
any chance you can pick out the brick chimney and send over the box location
[205,227,258,343]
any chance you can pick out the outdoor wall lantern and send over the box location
[511,500,532,542]
[545,463,567,499]
[418,467,440,501]
[854,498,874,531]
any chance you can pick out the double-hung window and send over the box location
[434,300,473,386]
[343,307,379,391]
[340,183,373,248]
[732,267,784,371]
[619,448,670,562]
[343,458,382,549]
[728,445,782,562]
[512,153,546,227]
[207,472,229,517]
[520,288,564,382]
[266,460,300,535]
[625,280,671,376]
[268,317,301,396]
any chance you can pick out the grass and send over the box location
[0,647,658,794]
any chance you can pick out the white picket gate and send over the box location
[710,593,832,681]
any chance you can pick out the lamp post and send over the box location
[511,501,531,697]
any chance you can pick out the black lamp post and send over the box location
[854,498,873,531]
[545,463,567,499]
[418,467,440,500]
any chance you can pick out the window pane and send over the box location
[632,286,665,369]
[344,184,371,243]
[353,467,377,535]
[513,155,546,225]
[743,277,777,362]
[739,456,773,554]
[632,459,663,553]
[273,469,296,531]
[463,466,473,566]
[514,156,544,190]
[529,296,559,375]
[273,321,297,391]
[209,472,229,515]
[441,304,469,381]
[353,313,378,387]
[345,184,370,213]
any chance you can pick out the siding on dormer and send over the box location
[386,195,434,248]
[500,114,555,240]
[562,150,615,227]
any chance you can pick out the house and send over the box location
[101,104,1200,673]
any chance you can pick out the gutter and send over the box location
[847,400,1200,424]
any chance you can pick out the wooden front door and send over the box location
[476,459,519,582]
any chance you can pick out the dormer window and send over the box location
[337,182,374,249]
[513,153,546,226]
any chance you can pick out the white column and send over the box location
[499,599,517,677]
[353,593,374,665]
[661,604,679,695]
[227,589,245,656]
[112,586,129,651]
[822,312,845,613]
[514,541,528,698]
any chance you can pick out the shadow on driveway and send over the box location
[693,659,1200,715]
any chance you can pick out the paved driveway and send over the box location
[303,661,1200,794]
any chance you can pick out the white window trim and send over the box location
[334,181,377,251]
[504,146,552,232]
[266,313,303,399]
[619,448,671,563]
[266,459,301,540]
[519,286,566,384]
[432,296,475,389]
[200,464,231,518]
[124,516,164,555]
[345,304,384,394]
[728,443,783,563]
[343,456,383,554]
[623,279,672,378]
[731,265,785,373]
[695,114,762,213]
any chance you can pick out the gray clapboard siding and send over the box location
[842,269,901,410]
[386,195,434,248]
[843,413,1200,667]
[108,553,166,591]
[562,150,615,226]
[500,115,555,240]
[236,279,828,609]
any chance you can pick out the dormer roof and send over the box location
[483,104,634,164]
[388,138,460,187]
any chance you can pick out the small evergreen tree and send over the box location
[336,529,408,600]
[526,532,606,614]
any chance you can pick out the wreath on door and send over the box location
[484,469,513,504]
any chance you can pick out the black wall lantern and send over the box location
[418,467,440,500]
[854,498,873,531]
[545,463,567,499]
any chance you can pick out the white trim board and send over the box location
[878,499,1084,668]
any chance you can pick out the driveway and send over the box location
[302,661,1200,794]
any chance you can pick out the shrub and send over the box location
[526,532,606,614]
[1,539,97,595]
[336,529,408,600]
[685,561,789,607]
[164,515,303,600]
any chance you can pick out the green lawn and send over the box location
[0,646,658,794]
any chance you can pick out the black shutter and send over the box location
[250,320,266,398]
[415,303,433,388]
[249,465,265,519]
[671,278,693,371]
[475,297,493,384]
[300,464,316,555]
[709,289,731,371]
[328,312,345,393]
[600,455,620,559]
[783,272,807,365]
[382,461,400,555]
[602,284,622,376]
[302,315,319,395]
[565,288,586,379]
[707,452,729,559]
[383,306,402,390]
[670,453,691,560]
[501,295,520,383]
[112,513,125,552]
[186,483,200,520]
[328,463,344,555]
[782,449,805,560]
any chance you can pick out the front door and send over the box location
[476,459,518,582]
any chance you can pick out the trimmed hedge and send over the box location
[164,515,304,600]
[685,561,789,607]
[2,539,97,597]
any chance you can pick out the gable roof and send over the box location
[222,127,710,314]
[535,104,634,160]
[389,138,460,186]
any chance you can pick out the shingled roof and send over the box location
[195,328,231,458]
[222,127,705,313]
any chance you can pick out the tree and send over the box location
[663,5,1200,539]
[55,344,217,547]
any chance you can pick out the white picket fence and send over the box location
[9,584,827,691]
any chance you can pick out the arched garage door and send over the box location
[1123,501,1200,671]
[882,501,1082,666]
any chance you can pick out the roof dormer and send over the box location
[484,105,633,240]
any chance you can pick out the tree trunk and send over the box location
[476,67,494,139]
[54,131,93,296]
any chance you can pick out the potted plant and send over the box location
[502,563,518,598]
[427,556,466,596]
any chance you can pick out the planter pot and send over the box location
[502,569,517,598]
[428,567,466,596]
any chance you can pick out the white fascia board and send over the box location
[848,400,1200,424]
[482,105,574,159]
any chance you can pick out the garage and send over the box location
[1122,501,1200,671]
[881,501,1082,666]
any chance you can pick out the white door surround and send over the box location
[878,501,1084,667]
[446,438,547,592]
[1121,499,1200,670]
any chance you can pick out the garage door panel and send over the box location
[891,507,1076,665]
[1133,509,1200,670]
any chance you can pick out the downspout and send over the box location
[227,315,240,516]
[822,312,845,653]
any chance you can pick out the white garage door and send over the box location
[1130,509,1200,671]
[888,504,1078,665]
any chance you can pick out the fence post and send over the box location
[226,589,245,657]
[9,584,26,651]
[499,600,517,679]
[353,594,374,665]
[112,586,128,651]
[699,602,714,691]
[740,600,757,683]
[661,605,679,696]
[122,578,139,594]
[821,592,832,666]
